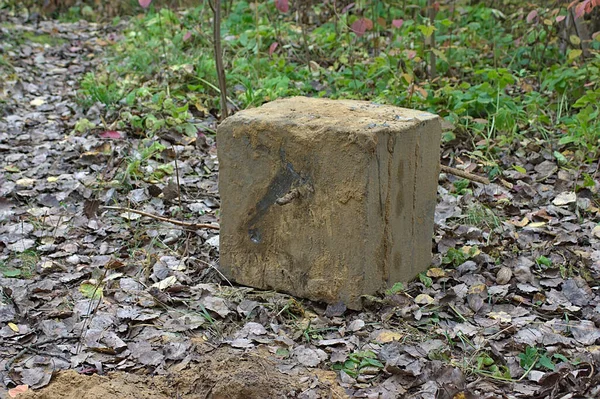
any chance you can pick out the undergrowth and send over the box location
[72,0,600,168]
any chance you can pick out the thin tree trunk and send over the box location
[211,0,228,120]
[427,0,437,79]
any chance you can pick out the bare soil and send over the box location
[18,347,347,399]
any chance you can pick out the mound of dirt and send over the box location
[17,347,347,399]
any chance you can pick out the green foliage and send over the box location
[332,350,384,378]
[418,272,433,288]
[519,346,569,372]
[473,352,511,379]
[465,203,501,230]
[385,282,405,296]
[74,0,600,162]
[1,250,38,278]
[535,256,552,268]
[442,246,478,267]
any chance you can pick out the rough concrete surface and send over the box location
[217,96,441,309]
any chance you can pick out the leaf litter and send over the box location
[0,8,599,399]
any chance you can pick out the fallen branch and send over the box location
[440,165,490,185]
[101,206,220,230]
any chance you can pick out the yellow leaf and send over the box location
[30,97,45,106]
[528,222,546,228]
[415,294,434,305]
[568,49,582,61]
[4,165,19,172]
[8,322,19,332]
[487,311,511,323]
[79,282,103,299]
[461,245,480,257]
[569,35,581,45]
[47,176,59,182]
[375,330,404,343]
[468,284,487,294]
[427,268,446,278]
[16,178,36,188]
[508,217,529,227]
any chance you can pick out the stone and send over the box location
[217,97,441,309]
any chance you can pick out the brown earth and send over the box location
[17,347,348,399]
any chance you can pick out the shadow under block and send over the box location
[217,97,441,309]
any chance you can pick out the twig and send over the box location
[440,165,490,185]
[101,206,220,230]
[5,336,78,371]
[211,0,228,120]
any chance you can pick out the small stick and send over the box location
[440,165,490,185]
[101,206,220,230]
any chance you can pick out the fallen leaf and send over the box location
[374,330,403,343]
[415,294,434,305]
[8,385,28,398]
[99,130,123,139]
[552,191,576,206]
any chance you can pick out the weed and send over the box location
[535,255,552,269]
[518,346,569,372]
[442,246,478,268]
[1,250,39,278]
[332,350,384,378]
[465,203,501,230]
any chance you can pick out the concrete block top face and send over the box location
[217,96,441,309]
[221,96,439,142]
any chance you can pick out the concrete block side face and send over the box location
[217,96,440,308]
[389,118,441,284]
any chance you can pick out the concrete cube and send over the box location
[217,97,441,309]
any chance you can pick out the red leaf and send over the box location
[575,2,586,18]
[275,0,289,13]
[556,15,566,22]
[392,19,404,28]
[351,18,371,37]
[432,1,440,12]
[139,0,152,9]
[269,42,278,57]
[526,10,538,23]
[183,31,192,42]
[99,130,123,139]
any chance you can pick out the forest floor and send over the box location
[1,10,600,399]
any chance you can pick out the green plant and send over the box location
[472,352,511,379]
[442,246,478,268]
[465,202,501,230]
[385,282,405,296]
[418,272,433,288]
[120,140,167,184]
[518,346,569,372]
[332,350,384,378]
[79,73,122,109]
[536,255,552,268]
[1,250,39,278]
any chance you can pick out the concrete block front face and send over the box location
[217,97,441,309]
